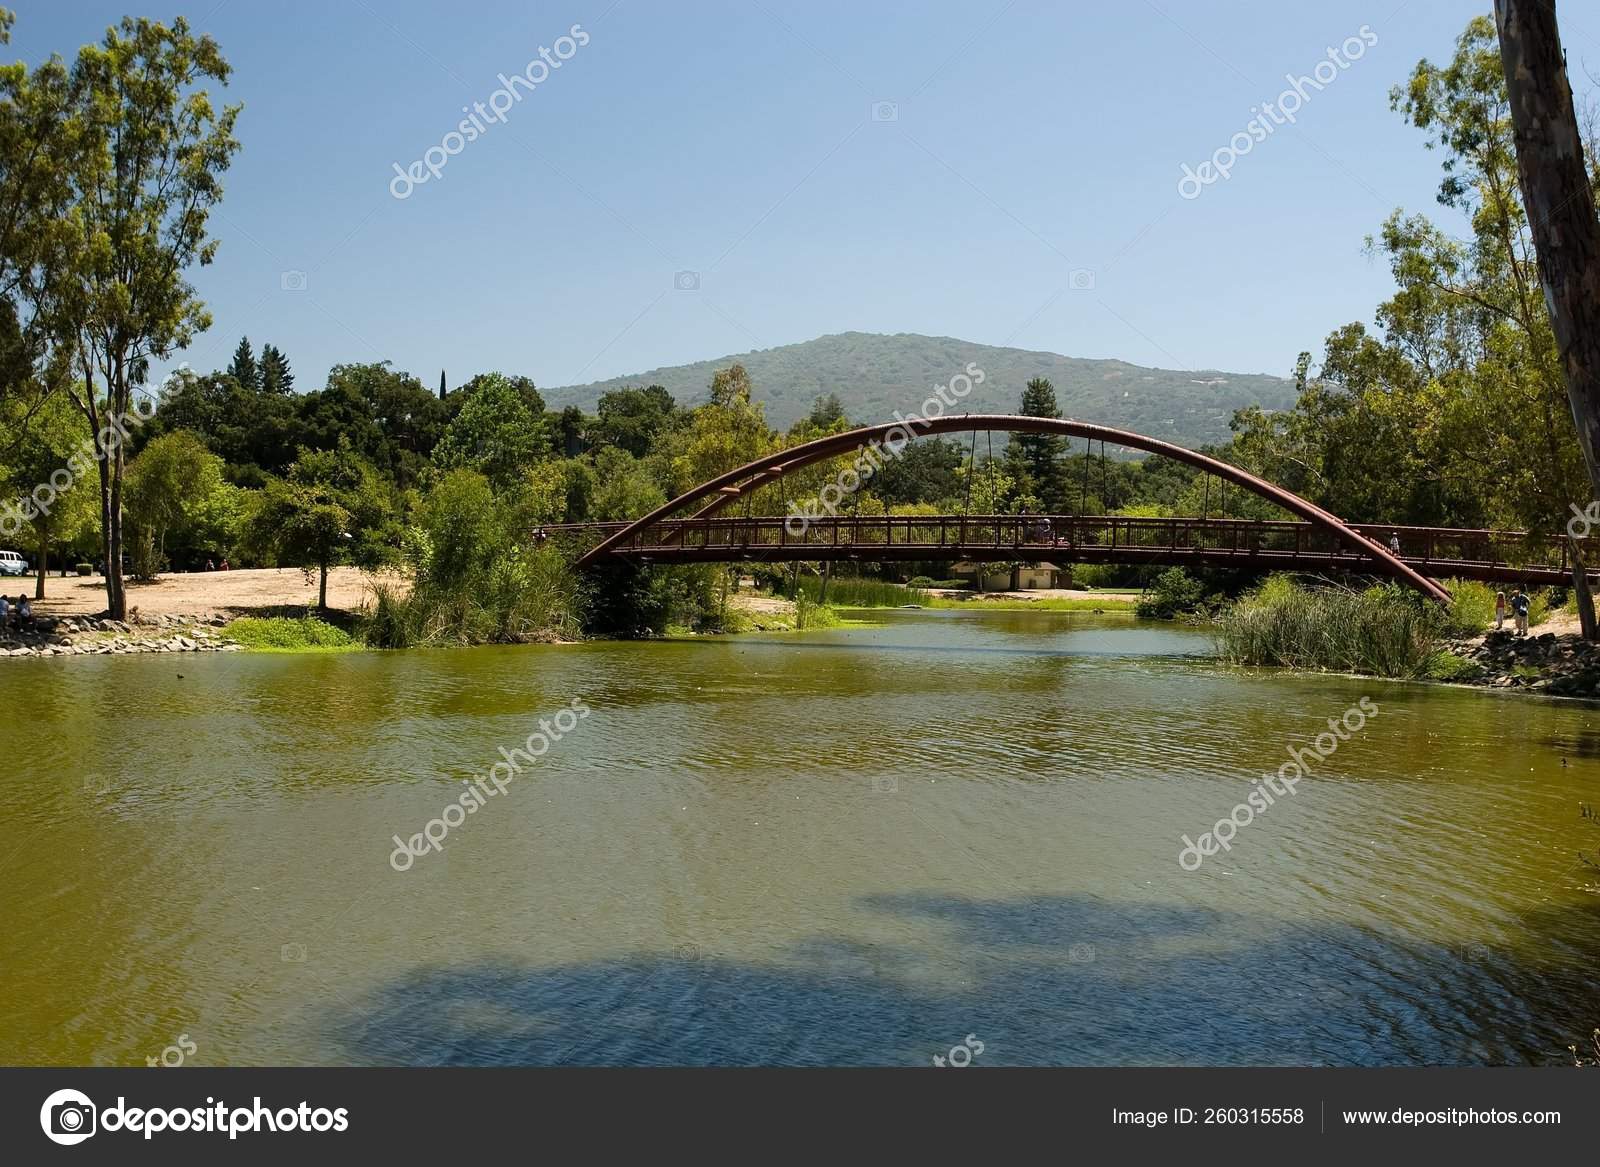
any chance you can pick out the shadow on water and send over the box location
[325,892,1600,1067]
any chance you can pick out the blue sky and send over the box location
[9,0,1594,395]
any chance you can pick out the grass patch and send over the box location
[788,576,923,607]
[224,616,359,652]
[1424,649,1485,682]
[919,593,1136,612]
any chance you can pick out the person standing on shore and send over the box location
[1512,587,1531,636]
[1495,591,1507,630]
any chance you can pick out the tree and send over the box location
[1003,377,1070,510]
[124,429,221,578]
[432,372,547,491]
[587,445,666,520]
[226,336,258,393]
[0,387,96,596]
[146,366,299,482]
[58,16,241,619]
[246,441,396,610]
[804,392,847,430]
[0,9,79,413]
[259,343,292,395]
[664,364,773,494]
[709,362,753,408]
[455,372,543,417]
[298,362,445,487]
[875,436,963,505]
[1494,0,1600,637]
[593,384,676,457]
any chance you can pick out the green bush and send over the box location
[362,469,585,646]
[1438,578,1552,636]
[75,563,92,577]
[1136,567,1206,619]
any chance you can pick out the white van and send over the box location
[0,550,28,577]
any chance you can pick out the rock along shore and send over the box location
[0,612,242,659]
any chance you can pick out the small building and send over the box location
[950,560,1065,591]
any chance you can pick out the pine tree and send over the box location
[259,344,294,395]
[1002,377,1070,510]
[227,337,260,393]
[439,370,447,400]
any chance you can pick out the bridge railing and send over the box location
[544,515,1580,576]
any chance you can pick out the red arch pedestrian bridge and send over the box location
[555,415,1592,603]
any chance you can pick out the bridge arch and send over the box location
[575,413,1452,604]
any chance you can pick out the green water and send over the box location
[1,610,1597,1066]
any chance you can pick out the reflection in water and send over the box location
[1,610,1596,1065]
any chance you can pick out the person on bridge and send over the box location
[1512,588,1531,636]
[1388,531,1401,553]
[1495,591,1508,630]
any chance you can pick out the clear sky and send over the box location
[9,0,1594,394]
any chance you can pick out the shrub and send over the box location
[1136,567,1206,619]
[75,563,92,577]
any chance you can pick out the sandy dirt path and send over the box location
[21,566,404,622]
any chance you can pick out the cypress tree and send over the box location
[227,337,260,393]
[260,344,294,395]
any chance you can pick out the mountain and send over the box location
[542,332,1296,450]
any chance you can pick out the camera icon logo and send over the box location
[1069,268,1096,291]
[674,270,700,291]
[280,942,307,963]
[1067,942,1096,963]
[871,774,898,794]
[871,101,898,122]
[280,269,308,292]
[40,1089,96,1146]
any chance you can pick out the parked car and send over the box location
[0,550,29,576]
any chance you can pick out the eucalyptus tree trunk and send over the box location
[1495,0,1600,637]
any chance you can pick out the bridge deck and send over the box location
[549,515,1587,586]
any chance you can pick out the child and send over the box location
[1494,591,1507,630]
